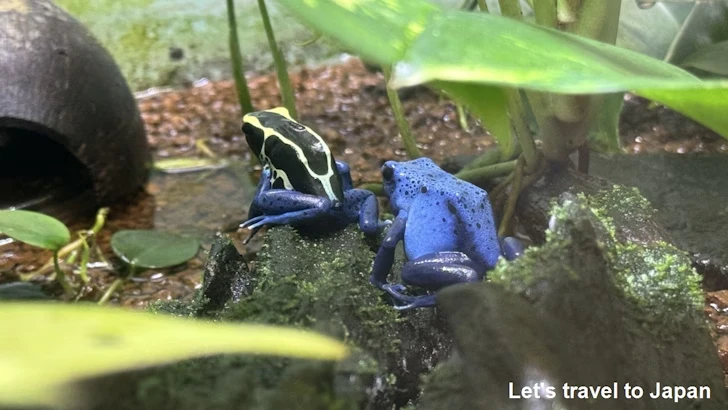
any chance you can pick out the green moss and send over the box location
[495,186,703,332]
[226,225,403,355]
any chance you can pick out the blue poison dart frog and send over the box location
[240,107,388,242]
[369,158,523,310]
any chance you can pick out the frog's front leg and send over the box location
[369,211,407,288]
[384,251,485,310]
[336,160,354,191]
[241,190,334,230]
[343,188,390,235]
[242,168,273,244]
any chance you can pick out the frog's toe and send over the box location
[393,294,437,310]
[500,236,524,261]
[240,216,266,229]
[378,219,393,228]
[382,283,416,303]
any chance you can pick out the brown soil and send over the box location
[2,58,728,380]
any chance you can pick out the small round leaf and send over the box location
[110,230,200,269]
[0,210,70,250]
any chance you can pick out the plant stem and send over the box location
[97,278,123,305]
[455,160,517,186]
[498,0,523,19]
[258,0,297,119]
[98,264,136,305]
[382,65,421,159]
[505,89,539,173]
[477,0,488,12]
[226,0,254,114]
[533,0,557,27]
[53,250,73,296]
[78,234,90,283]
[498,158,524,237]
[456,102,471,132]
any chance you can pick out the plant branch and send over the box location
[477,0,488,12]
[455,159,517,186]
[258,0,297,119]
[382,65,421,159]
[226,0,254,114]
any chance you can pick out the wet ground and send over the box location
[2,57,728,378]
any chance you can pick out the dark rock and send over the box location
[197,235,252,316]
[420,193,727,409]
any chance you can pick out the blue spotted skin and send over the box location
[370,157,520,310]
[242,160,385,238]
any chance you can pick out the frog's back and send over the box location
[404,178,500,270]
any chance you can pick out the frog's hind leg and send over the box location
[241,190,333,230]
[384,251,485,310]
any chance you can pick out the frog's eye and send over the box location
[382,164,394,182]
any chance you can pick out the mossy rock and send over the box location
[419,193,726,409]
[76,225,450,410]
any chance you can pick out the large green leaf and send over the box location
[0,302,348,407]
[390,9,699,92]
[279,0,728,139]
[111,230,200,268]
[0,210,70,251]
[435,82,515,157]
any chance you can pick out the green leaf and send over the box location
[278,0,728,139]
[436,82,515,157]
[681,40,728,76]
[390,9,699,93]
[0,302,348,407]
[635,83,728,135]
[111,230,200,268]
[664,1,728,64]
[278,0,438,65]
[0,210,70,251]
[617,0,692,60]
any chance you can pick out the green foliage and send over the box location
[0,302,348,408]
[277,0,728,149]
[111,230,200,269]
[0,210,70,251]
[619,0,728,76]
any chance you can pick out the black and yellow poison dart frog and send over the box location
[240,107,389,241]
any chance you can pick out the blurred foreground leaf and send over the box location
[0,303,349,407]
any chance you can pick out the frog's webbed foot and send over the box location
[382,284,438,310]
[393,294,438,310]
